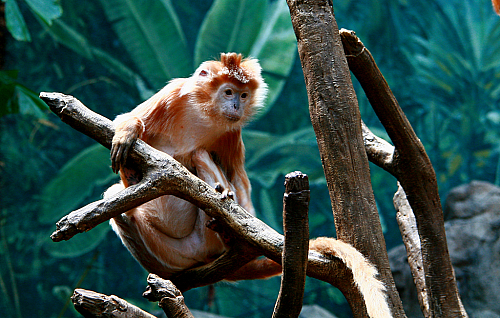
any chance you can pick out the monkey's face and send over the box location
[215,82,251,122]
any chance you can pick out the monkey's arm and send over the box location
[110,79,185,174]
[111,114,146,173]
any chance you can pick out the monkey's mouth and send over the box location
[224,114,241,122]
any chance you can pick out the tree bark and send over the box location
[143,274,194,318]
[273,172,309,318]
[394,184,431,318]
[72,289,156,318]
[340,29,467,317]
[285,1,405,317]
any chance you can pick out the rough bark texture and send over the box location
[273,171,309,318]
[72,289,156,318]
[143,274,194,318]
[394,185,431,318]
[285,1,404,317]
[340,30,467,317]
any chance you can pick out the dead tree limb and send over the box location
[340,29,467,317]
[272,171,309,318]
[72,289,156,318]
[38,92,358,300]
[361,122,430,316]
[285,1,405,316]
[143,274,194,318]
[393,185,431,318]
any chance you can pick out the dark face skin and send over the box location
[216,83,250,122]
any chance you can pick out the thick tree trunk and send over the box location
[285,1,405,317]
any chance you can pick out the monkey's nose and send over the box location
[233,98,240,110]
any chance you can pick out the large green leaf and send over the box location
[15,85,47,118]
[38,18,142,88]
[5,0,31,41]
[0,70,48,117]
[38,144,118,224]
[25,0,62,26]
[91,47,143,88]
[249,0,297,117]
[42,223,110,258]
[194,0,267,66]
[100,0,191,88]
[41,18,93,59]
[244,128,323,188]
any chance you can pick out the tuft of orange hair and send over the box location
[494,0,500,15]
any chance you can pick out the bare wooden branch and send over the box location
[393,184,430,318]
[285,1,404,316]
[340,29,467,317]
[143,274,194,318]
[273,171,309,318]
[361,121,395,175]
[38,92,357,296]
[72,289,156,318]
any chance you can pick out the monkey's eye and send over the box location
[200,70,208,76]
[225,89,233,96]
[241,93,248,99]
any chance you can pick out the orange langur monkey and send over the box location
[106,53,392,318]
[107,53,265,279]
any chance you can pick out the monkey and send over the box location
[107,53,265,278]
[105,53,392,318]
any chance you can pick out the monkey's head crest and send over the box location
[218,53,249,84]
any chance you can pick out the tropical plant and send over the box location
[401,0,500,191]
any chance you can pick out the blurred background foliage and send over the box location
[0,0,499,317]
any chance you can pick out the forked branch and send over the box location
[340,29,467,317]
[39,92,355,294]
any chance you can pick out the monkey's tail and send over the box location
[310,237,392,318]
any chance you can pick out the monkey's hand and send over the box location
[110,116,145,173]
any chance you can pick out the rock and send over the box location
[444,180,500,221]
[300,304,338,318]
[390,181,500,318]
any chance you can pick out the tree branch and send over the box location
[39,92,357,297]
[143,274,194,318]
[340,29,467,317]
[361,121,395,175]
[273,172,309,318]
[393,184,430,318]
[72,289,156,318]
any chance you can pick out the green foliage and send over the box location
[42,223,111,258]
[4,0,62,41]
[5,0,31,41]
[99,0,192,87]
[0,70,48,117]
[402,0,500,189]
[38,144,117,257]
[244,128,322,188]
[38,144,116,225]
[195,0,266,64]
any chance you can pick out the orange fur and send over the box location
[107,53,267,278]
